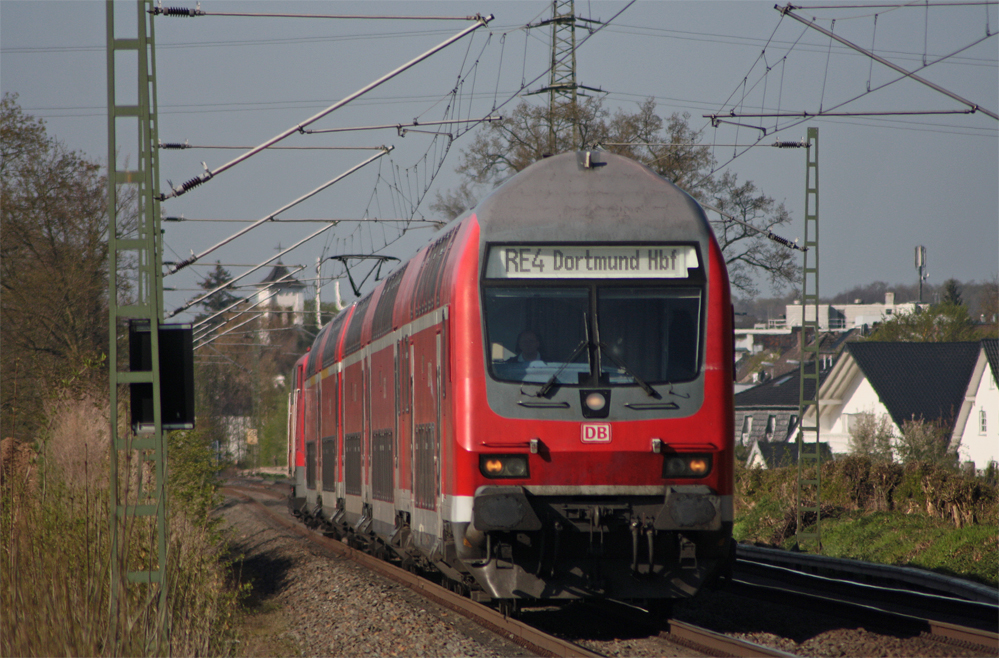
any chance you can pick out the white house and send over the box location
[254,261,306,330]
[805,341,981,455]
[952,339,998,472]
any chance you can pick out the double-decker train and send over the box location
[287,150,734,608]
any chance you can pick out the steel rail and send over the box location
[662,619,800,657]
[223,484,602,658]
[584,597,798,657]
[737,544,999,604]
[728,577,999,654]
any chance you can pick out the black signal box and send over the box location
[129,320,195,432]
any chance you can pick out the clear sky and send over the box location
[3,1,996,322]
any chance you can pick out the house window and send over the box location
[765,415,777,440]
[788,414,799,436]
[980,409,987,435]
[843,413,860,434]
[741,415,753,444]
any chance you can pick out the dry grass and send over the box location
[1,396,239,657]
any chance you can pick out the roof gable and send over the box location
[259,262,305,289]
[846,342,980,430]
[983,338,999,380]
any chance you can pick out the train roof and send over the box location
[471,151,713,244]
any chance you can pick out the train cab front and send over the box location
[455,241,734,603]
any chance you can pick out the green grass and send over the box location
[796,512,999,586]
[733,458,999,587]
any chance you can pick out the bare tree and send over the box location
[1,94,127,440]
[433,97,799,295]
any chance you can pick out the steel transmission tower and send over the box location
[531,1,603,154]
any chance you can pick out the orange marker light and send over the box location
[689,458,709,474]
[484,458,504,474]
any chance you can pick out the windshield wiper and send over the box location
[596,342,659,398]
[592,314,657,398]
[527,313,590,399]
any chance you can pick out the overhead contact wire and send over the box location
[159,14,492,200]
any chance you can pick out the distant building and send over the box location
[253,261,306,329]
[734,365,833,449]
[783,292,921,332]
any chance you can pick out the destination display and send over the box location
[485,245,698,279]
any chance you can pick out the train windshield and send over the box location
[483,286,701,386]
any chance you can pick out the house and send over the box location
[253,261,306,328]
[808,341,981,455]
[952,339,998,472]
[735,329,857,387]
[735,369,809,448]
[746,440,833,469]
[734,344,840,449]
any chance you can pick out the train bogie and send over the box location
[288,151,734,604]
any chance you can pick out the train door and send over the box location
[363,351,371,509]
[320,369,338,511]
[404,335,415,510]
[435,329,443,515]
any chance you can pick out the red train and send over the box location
[287,151,734,608]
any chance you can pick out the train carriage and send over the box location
[289,150,735,605]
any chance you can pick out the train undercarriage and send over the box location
[289,485,734,606]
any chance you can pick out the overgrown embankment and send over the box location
[1,396,240,657]
[733,456,999,586]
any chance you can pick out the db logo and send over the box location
[581,423,612,443]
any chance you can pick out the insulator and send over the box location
[181,175,206,192]
[773,141,804,149]
[767,231,801,251]
[152,6,203,17]
[159,142,189,149]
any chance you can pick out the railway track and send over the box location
[729,567,998,654]
[224,482,599,657]
[225,480,799,657]
[225,479,996,657]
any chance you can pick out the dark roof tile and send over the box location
[846,341,980,431]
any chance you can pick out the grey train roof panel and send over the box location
[472,151,714,245]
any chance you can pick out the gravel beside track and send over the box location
[220,480,994,657]
[673,588,992,658]
[220,486,531,657]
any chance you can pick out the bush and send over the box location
[734,456,998,584]
[896,417,958,466]
[847,411,894,461]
